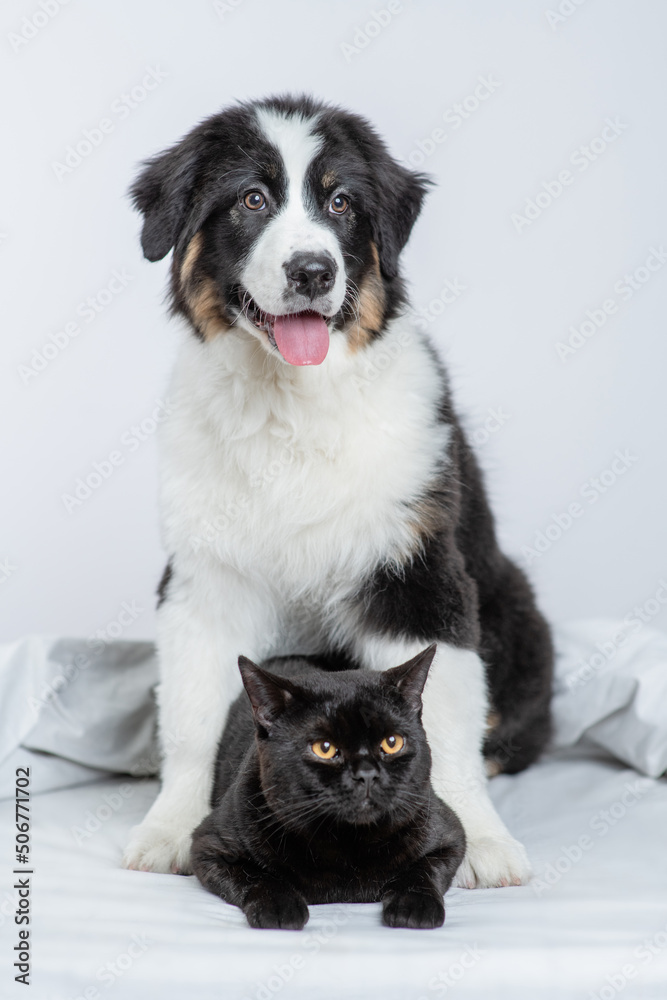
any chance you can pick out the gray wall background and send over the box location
[2,0,666,642]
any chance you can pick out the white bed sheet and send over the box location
[2,746,667,1000]
[2,622,667,1000]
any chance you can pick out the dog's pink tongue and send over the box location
[272,311,330,365]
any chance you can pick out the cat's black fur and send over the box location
[190,645,466,929]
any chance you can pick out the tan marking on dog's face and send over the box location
[346,243,386,353]
[321,170,336,188]
[187,277,229,341]
[177,233,228,340]
[180,232,203,284]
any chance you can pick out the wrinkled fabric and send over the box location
[552,619,667,776]
[1,626,667,998]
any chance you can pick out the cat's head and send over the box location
[237,645,436,832]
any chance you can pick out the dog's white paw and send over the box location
[122,819,197,875]
[454,834,532,888]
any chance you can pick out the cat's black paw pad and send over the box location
[382,891,445,929]
[244,890,309,930]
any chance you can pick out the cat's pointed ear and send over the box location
[383,643,437,711]
[238,656,301,732]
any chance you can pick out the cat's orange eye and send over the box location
[380,734,404,755]
[311,740,339,760]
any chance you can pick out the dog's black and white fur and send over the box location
[122,95,553,888]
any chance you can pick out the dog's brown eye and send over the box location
[312,740,339,760]
[243,191,266,211]
[380,734,404,755]
[329,195,349,215]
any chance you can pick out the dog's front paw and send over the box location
[382,890,445,929]
[244,887,309,930]
[122,819,196,875]
[454,834,531,888]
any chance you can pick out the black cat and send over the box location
[190,644,466,929]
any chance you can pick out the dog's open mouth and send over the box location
[243,296,330,366]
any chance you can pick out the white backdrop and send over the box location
[2,0,666,643]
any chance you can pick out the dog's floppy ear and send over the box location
[371,159,430,280]
[130,137,202,262]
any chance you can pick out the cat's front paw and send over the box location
[244,887,309,930]
[382,890,445,929]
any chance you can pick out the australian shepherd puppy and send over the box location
[122,95,553,888]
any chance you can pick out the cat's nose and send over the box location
[353,763,378,795]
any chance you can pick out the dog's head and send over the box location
[131,95,428,365]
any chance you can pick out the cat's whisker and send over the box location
[303,810,333,852]
[258,797,329,835]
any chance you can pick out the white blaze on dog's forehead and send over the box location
[241,107,347,321]
[254,107,323,204]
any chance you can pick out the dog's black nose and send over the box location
[284,253,337,300]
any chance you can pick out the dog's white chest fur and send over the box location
[160,317,448,616]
